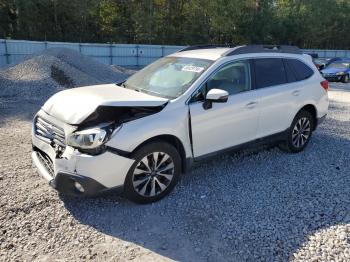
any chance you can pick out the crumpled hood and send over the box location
[42,84,168,124]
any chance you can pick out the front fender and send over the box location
[106,104,192,158]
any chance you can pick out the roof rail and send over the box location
[224,45,302,56]
[178,44,234,52]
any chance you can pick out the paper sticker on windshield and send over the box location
[182,65,204,73]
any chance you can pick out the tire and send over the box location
[342,74,349,83]
[278,110,314,153]
[124,142,182,204]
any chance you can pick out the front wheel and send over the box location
[279,111,314,153]
[342,74,349,83]
[124,142,181,204]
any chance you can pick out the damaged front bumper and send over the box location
[32,123,135,197]
[32,150,109,196]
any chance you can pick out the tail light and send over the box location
[320,80,329,91]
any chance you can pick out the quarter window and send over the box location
[254,58,287,88]
[285,59,314,81]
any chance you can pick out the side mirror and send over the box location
[203,89,229,110]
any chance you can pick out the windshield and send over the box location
[327,62,350,69]
[123,57,212,99]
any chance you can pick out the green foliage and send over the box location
[0,0,349,48]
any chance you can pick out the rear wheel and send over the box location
[124,142,181,204]
[279,111,314,153]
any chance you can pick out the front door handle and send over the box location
[292,90,301,96]
[246,101,258,109]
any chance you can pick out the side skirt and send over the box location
[193,129,288,162]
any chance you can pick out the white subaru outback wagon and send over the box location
[32,45,329,203]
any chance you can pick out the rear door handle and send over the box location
[292,90,301,96]
[246,101,258,109]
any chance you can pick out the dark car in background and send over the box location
[321,59,350,83]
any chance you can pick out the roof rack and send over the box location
[178,44,234,52]
[224,45,302,56]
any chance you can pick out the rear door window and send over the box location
[254,58,287,88]
[285,59,314,81]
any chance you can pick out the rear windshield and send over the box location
[123,57,212,99]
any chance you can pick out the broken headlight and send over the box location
[67,123,120,154]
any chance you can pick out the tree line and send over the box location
[0,0,349,49]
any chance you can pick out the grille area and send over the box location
[35,116,66,148]
[36,149,55,177]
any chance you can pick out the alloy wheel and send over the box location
[292,117,311,148]
[132,152,175,197]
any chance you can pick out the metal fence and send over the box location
[303,49,350,59]
[1,39,350,68]
[0,39,184,68]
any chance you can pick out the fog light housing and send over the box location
[74,181,85,193]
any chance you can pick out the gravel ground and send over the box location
[1,71,350,261]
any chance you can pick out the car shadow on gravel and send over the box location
[62,120,350,261]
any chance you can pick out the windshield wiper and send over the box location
[133,87,175,99]
[120,83,174,99]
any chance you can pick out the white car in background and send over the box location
[32,45,329,203]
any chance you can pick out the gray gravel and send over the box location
[0,47,130,101]
[1,55,350,262]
